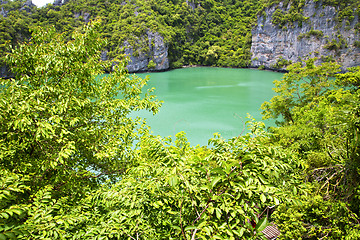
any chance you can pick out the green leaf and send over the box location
[11,209,23,216]
[211,168,226,175]
[1,212,9,219]
[197,167,207,173]
[171,225,182,231]
[238,227,245,237]
[260,193,266,203]
[255,217,268,232]
[293,186,297,195]
[169,176,178,187]
[211,176,222,189]
[4,232,16,239]
[185,226,197,231]
[215,208,222,219]
[213,235,224,239]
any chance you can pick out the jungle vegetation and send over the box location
[1,19,360,240]
[1,0,359,69]
[1,0,360,239]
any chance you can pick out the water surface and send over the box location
[135,67,283,146]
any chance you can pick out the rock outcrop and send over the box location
[22,0,35,11]
[53,0,69,7]
[74,11,91,23]
[1,0,35,17]
[123,31,169,72]
[0,0,8,17]
[0,65,12,79]
[251,0,360,71]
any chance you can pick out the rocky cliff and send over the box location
[122,31,169,73]
[0,0,169,76]
[1,0,34,17]
[251,0,360,71]
[53,0,69,6]
[0,0,7,18]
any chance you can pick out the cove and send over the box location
[134,67,283,146]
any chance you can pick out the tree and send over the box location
[7,129,303,239]
[261,60,360,239]
[261,58,341,125]
[0,20,160,238]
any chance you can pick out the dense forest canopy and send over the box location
[1,0,359,70]
[0,0,266,67]
[1,0,360,239]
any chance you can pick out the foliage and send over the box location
[268,0,360,29]
[354,40,360,48]
[0,169,30,239]
[1,0,359,70]
[262,58,341,124]
[298,29,324,40]
[320,0,360,25]
[1,1,360,238]
[147,59,156,69]
[262,59,360,238]
[270,57,292,70]
[8,127,304,239]
[269,0,309,28]
[1,0,266,69]
[273,195,360,239]
[324,35,348,51]
[0,20,160,238]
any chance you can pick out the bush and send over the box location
[147,59,156,69]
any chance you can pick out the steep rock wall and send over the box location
[0,0,7,18]
[1,0,34,17]
[251,0,360,71]
[1,0,169,76]
[53,0,69,7]
[0,65,12,79]
[123,31,169,73]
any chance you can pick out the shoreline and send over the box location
[128,64,289,74]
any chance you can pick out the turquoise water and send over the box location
[134,67,283,146]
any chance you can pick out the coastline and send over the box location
[128,64,289,75]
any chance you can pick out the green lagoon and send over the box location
[135,67,283,145]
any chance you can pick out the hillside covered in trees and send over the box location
[1,0,360,239]
[1,0,360,73]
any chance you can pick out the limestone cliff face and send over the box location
[1,0,34,17]
[251,0,360,71]
[0,65,12,79]
[0,1,169,77]
[53,0,69,7]
[74,11,91,23]
[0,0,7,17]
[123,31,169,73]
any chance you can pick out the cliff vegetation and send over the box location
[252,0,360,71]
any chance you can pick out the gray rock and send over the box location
[22,0,35,12]
[100,50,108,62]
[1,0,35,17]
[251,0,360,71]
[186,0,196,11]
[123,31,169,72]
[0,64,13,79]
[74,11,91,23]
[53,0,69,7]
[0,0,8,17]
